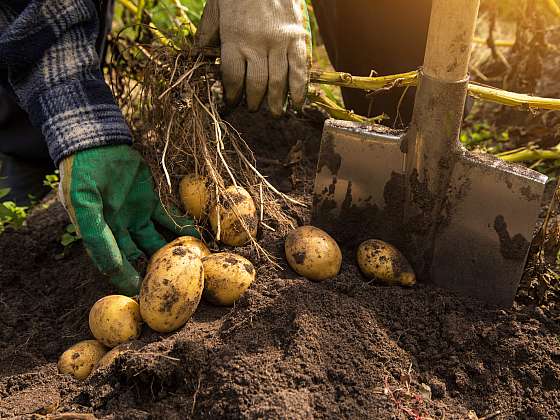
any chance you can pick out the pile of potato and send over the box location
[59,235,255,381]
[59,176,416,381]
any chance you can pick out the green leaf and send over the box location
[0,188,10,200]
[61,233,77,247]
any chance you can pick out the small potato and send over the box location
[179,174,211,220]
[149,236,211,270]
[202,253,255,306]
[89,296,142,348]
[140,247,204,333]
[357,239,416,286]
[209,186,258,247]
[285,226,342,281]
[58,340,107,380]
[94,341,142,372]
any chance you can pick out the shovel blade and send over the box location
[312,120,406,246]
[431,150,549,306]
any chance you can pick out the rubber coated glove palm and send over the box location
[196,0,312,116]
[59,145,199,296]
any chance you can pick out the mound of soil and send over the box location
[1,109,559,419]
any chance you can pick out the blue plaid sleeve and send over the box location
[0,0,132,165]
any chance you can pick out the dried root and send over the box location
[109,36,302,263]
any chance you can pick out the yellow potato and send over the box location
[357,239,416,286]
[209,186,258,247]
[94,341,142,372]
[58,340,107,380]
[149,236,210,270]
[179,174,211,220]
[89,296,142,348]
[202,253,256,306]
[140,247,204,333]
[285,226,342,281]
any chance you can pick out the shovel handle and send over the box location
[423,0,480,82]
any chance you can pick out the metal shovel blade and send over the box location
[431,149,548,306]
[312,120,406,247]
[311,0,552,306]
[311,119,550,306]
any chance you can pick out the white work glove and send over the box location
[196,0,312,116]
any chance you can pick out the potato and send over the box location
[209,186,258,247]
[179,174,211,220]
[58,340,107,380]
[357,239,416,286]
[94,341,141,372]
[140,247,204,333]
[202,253,255,306]
[149,236,211,270]
[89,295,142,348]
[285,226,342,281]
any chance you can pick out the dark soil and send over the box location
[1,108,560,419]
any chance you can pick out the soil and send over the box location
[1,108,560,420]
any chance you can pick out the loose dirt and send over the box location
[1,109,559,419]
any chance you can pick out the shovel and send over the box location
[312,0,551,306]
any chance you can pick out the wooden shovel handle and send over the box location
[423,0,481,82]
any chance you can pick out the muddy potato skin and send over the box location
[140,247,204,333]
[149,236,210,270]
[89,296,142,348]
[285,226,342,281]
[209,186,258,247]
[94,341,142,372]
[357,239,416,286]
[58,340,107,380]
[202,253,256,306]
[179,174,210,220]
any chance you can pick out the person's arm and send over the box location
[196,0,312,117]
[0,0,130,164]
[0,1,198,295]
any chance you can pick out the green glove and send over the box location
[58,145,199,296]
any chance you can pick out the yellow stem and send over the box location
[546,0,560,17]
[307,90,386,124]
[473,37,515,47]
[311,69,560,111]
[498,147,560,163]
[310,70,418,91]
[469,82,560,111]
[172,0,197,36]
[118,0,177,49]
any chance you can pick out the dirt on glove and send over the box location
[1,109,559,420]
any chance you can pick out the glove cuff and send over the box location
[27,77,132,165]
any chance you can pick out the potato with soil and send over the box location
[357,239,416,286]
[149,236,210,270]
[89,296,142,348]
[202,253,255,306]
[179,174,211,220]
[210,185,258,247]
[94,341,142,372]
[140,246,204,333]
[285,226,342,281]
[58,340,107,380]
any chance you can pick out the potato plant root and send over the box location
[1,109,559,419]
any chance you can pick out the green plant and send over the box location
[0,200,28,234]
[55,223,81,259]
[0,187,9,201]
[43,171,60,191]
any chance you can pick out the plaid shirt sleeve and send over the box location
[0,0,132,165]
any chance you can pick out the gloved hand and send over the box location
[58,145,199,296]
[196,0,312,116]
